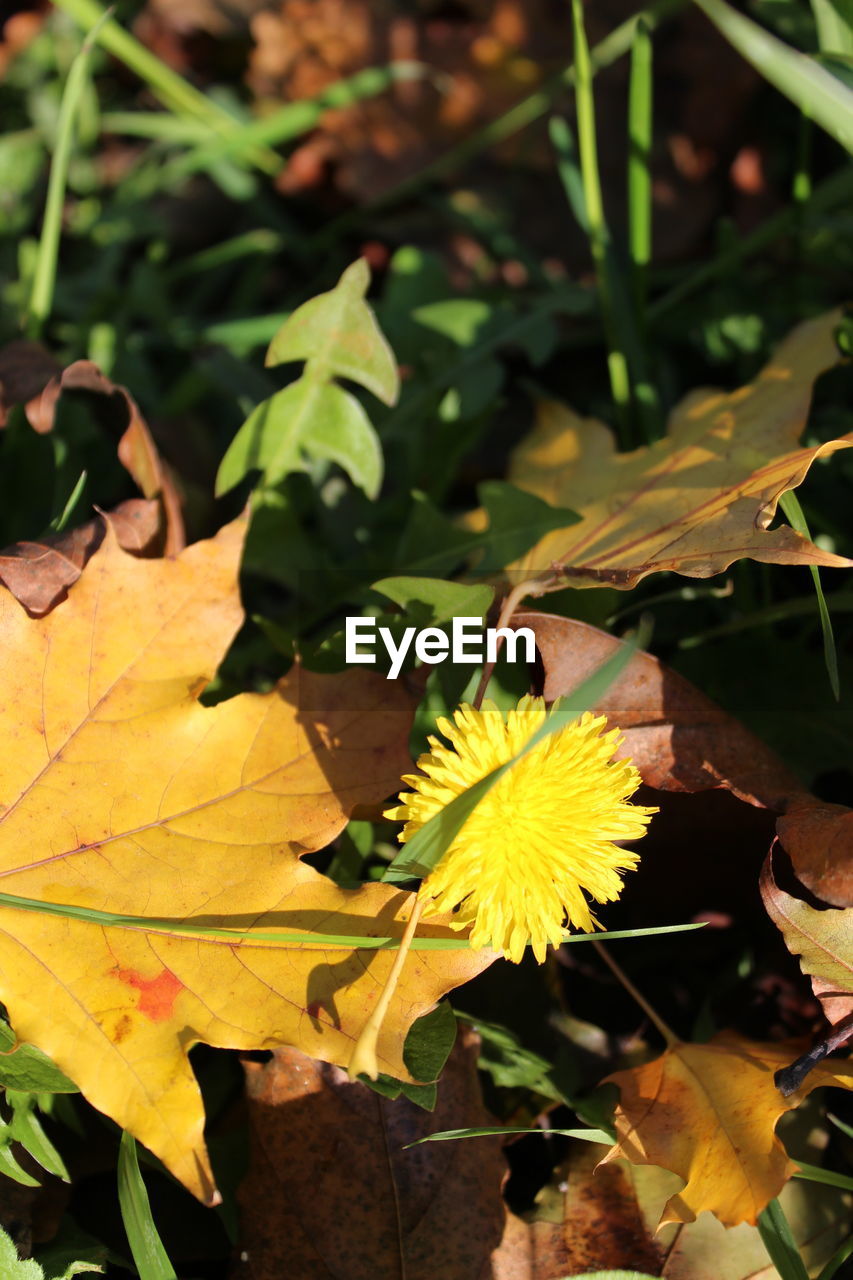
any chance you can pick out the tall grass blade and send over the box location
[52,0,279,173]
[628,17,653,319]
[313,0,688,247]
[757,1199,810,1280]
[695,0,853,153]
[778,491,840,698]
[117,1132,177,1280]
[817,1232,853,1280]
[810,0,853,56]
[167,63,426,182]
[548,115,589,232]
[569,0,632,432]
[26,17,106,337]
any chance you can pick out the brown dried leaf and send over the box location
[233,1027,510,1280]
[517,610,805,811]
[775,801,853,908]
[0,500,162,618]
[507,311,851,588]
[761,853,853,1028]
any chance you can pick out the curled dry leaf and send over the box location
[0,347,185,615]
[506,310,851,587]
[775,800,853,908]
[235,1028,509,1280]
[516,611,804,811]
[25,358,184,552]
[0,500,162,618]
[760,853,853,1030]
[519,610,853,906]
[600,1031,853,1228]
[0,518,493,1202]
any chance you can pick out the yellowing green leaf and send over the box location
[506,311,852,588]
[216,259,397,497]
[760,855,853,1024]
[0,518,492,1202]
[600,1031,853,1228]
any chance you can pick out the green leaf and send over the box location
[301,384,383,499]
[117,1132,178,1280]
[477,481,581,573]
[0,1020,79,1093]
[217,380,383,498]
[0,1224,43,1278]
[413,298,495,345]
[363,1001,457,1108]
[370,577,494,626]
[696,0,853,153]
[383,619,650,883]
[811,0,853,55]
[266,259,399,404]
[456,1011,564,1100]
[394,493,480,577]
[34,1219,107,1278]
[0,1136,40,1187]
[7,1092,69,1181]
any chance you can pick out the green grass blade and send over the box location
[817,1232,853,1280]
[117,1132,177,1280]
[312,0,688,247]
[778,490,840,698]
[548,115,588,231]
[792,1160,853,1192]
[52,0,279,173]
[168,63,426,181]
[811,0,853,56]
[407,1125,613,1147]
[649,164,853,317]
[628,17,653,319]
[757,1199,810,1280]
[569,0,632,429]
[0,888,702,950]
[49,470,88,533]
[383,617,652,883]
[25,17,106,338]
[695,0,853,153]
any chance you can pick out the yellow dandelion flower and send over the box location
[385,695,656,964]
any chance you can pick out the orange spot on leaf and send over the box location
[116,967,183,1022]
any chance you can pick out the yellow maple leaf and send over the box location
[0,518,492,1202]
[599,1031,853,1228]
[507,310,852,587]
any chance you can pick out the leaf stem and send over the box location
[592,939,678,1047]
[348,898,425,1081]
[472,575,555,709]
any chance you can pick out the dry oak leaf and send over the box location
[0,498,163,618]
[760,854,853,1028]
[0,517,492,1203]
[506,309,852,586]
[600,1031,853,1229]
[516,610,805,812]
[235,1028,509,1280]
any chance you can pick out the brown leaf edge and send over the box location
[0,346,185,615]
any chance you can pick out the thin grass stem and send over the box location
[592,939,678,1047]
[26,16,105,338]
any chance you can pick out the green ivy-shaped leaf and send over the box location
[217,259,398,499]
